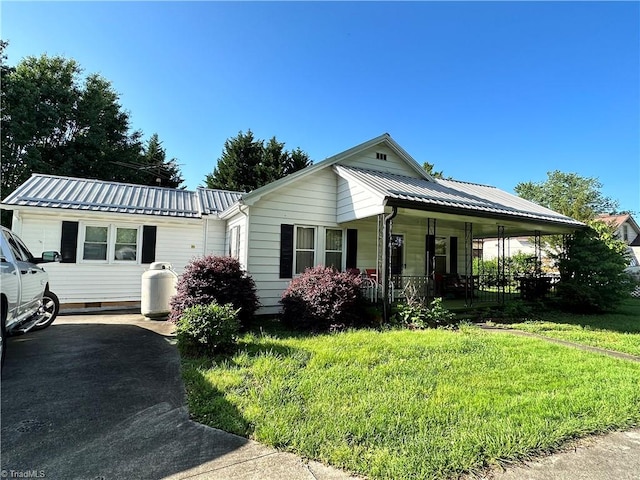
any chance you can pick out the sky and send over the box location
[2,1,639,214]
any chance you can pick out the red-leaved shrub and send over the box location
[169,255,259,327]
[280,266,366,331]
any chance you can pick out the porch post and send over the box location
[382,207,398,323]
[464,222,473,305]
[534,230,542,277]
[426,218,436,300]
[497,225,506,304]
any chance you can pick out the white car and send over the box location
[1,226,60,367]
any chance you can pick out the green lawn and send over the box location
[181,321,640,480]
[499,298,640,357]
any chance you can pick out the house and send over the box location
[599,214,640,268]
[2,133,584,314]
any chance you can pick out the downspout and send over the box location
[382,204,398,323]
[238,203,249,270]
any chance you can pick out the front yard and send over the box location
[181,301,640,480]
[496,298,640,357]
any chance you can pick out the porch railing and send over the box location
[360,273,559,304]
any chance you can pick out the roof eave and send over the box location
[384,197,586,232]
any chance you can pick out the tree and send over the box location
[422,162,445,179]
[1,49,184,225]
[136,133,184,188]
[554,222,633,312]
[514,171,618,223]
[205,130,312,192]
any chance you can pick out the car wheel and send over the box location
[33,291,60,331]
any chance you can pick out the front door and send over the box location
[390,234,404,275]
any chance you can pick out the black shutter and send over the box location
[450,236,458,274]
[141,226,157,264]
[346,229,358,270]
[425,235,435,274]
[279,224,294,278]
[60,221,78,263]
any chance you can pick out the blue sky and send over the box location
[3,1,639,213]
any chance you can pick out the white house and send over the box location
[2,134,585,314]
[599,214,640,268]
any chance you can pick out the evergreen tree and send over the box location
[205,130,312,192]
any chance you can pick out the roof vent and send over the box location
[376,152,387,160]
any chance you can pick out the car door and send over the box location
[0,239,20,323]
[5,231,46,319]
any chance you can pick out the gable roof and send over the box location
[598,214,640,232]
[1,174,242,218]
[334,165,585,228]
[240,133,433,206]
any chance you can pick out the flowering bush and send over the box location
[169,255,259,327]
[280,266,366,331]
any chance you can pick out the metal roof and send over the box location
[1,174,242,218]
[334,165,585,227]
[197,188,242,214]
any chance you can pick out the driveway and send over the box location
[1,313,358,480]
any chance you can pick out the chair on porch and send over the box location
[360,269,394,302]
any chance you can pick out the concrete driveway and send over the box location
[0,312,358,480]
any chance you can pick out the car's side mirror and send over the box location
[40,251,62,263]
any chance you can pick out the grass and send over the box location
[498,298,640,357]
[181,320,640,480]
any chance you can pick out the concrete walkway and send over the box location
[1,313,359,480]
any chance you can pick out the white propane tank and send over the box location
[141,262,178,319]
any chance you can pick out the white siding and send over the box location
[345,216,470,277]
[339,145,421,177]
[227,212,248,268]
[247,168,338,314]
[337,176,384,223]
[204,218,227,256]
[15,211,204,305]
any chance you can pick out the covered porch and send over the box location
[333,165,584,317]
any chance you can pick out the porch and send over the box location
[346,207,566,310]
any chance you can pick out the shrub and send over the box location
[176,302,240,355]
[169,255,259,327]
[393,297,456,329]
[280,266,366,331]
[554,225,633,313]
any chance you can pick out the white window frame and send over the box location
[324,228,345,270]
[79,223,142,264]
[228,225,241,259]
[293,225,317,275]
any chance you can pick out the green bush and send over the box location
[394,297,456,329]
[176,302,240,355]
[555,224,633,313]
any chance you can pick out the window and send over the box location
[435,237,447,275]
[81,224,140,263]
[295,226,315,274]
[325,229,343,269]
[114,227,138,261]
[623,225,629,242]
[84,226,108,260]
[376,152,387,160]
[228,226,240,259]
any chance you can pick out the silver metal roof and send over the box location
[334,165,584,227]
[2,174,242,218]
[197,188,242,215]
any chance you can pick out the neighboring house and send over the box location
[2,133,584,314]
[599,214,640,268]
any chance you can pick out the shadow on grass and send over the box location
[526,298,640,334]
